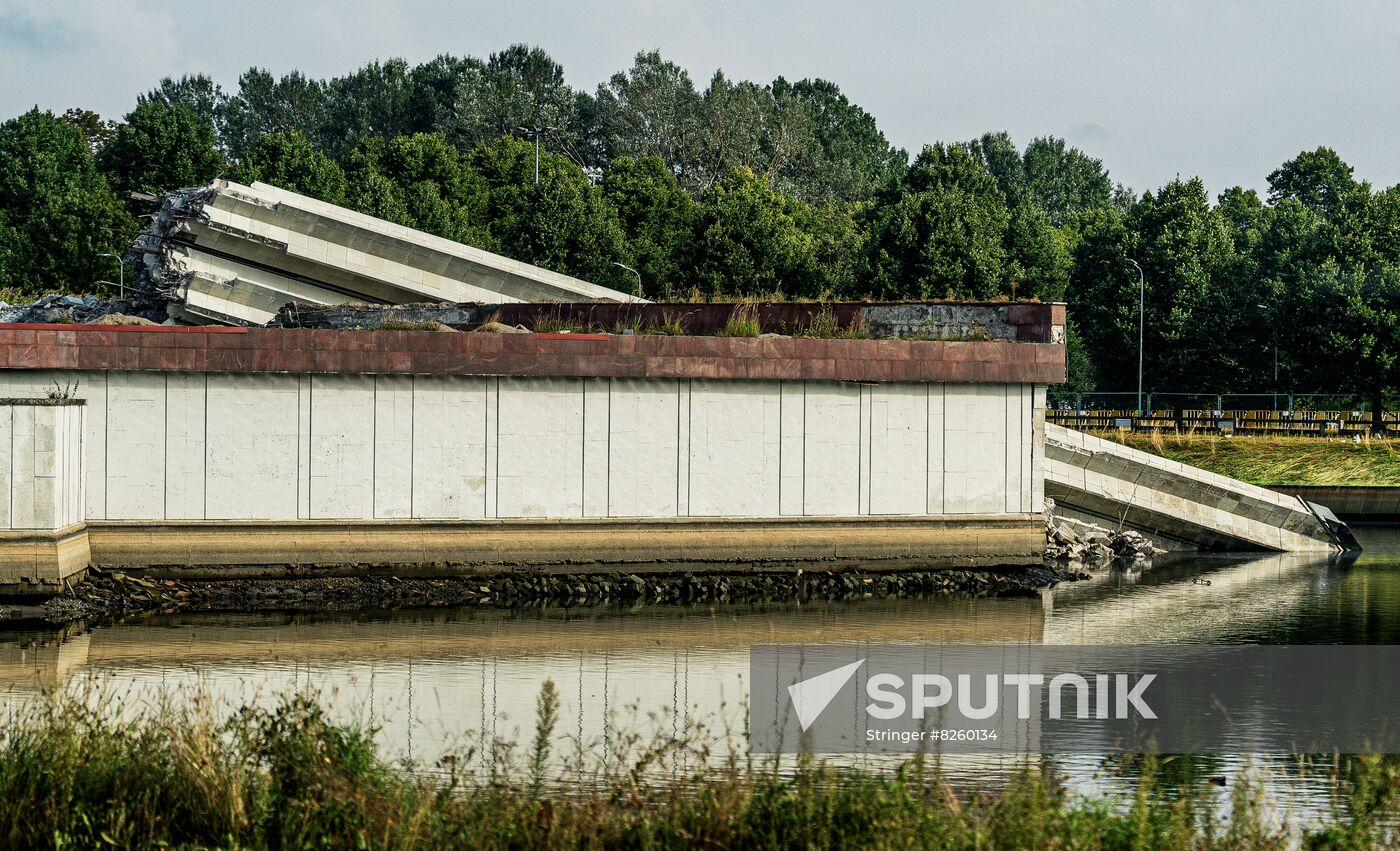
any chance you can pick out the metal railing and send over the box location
[1047,408,1400,436]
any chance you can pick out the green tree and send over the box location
[344,134,492,248]
[138,74,227,136]
[1062,319,1098,393]
[860,143,1009,299]
[408,54,479,137]
[1062,206,1134,390]
[227,131,347,204]
[1289,260,1400,431]
[61,108,119,155]
[221,68,327,157]
[965,130,1024,206]
[594,51,704,188]
[602,155,696,298]
[445,48,578,140]
[687,167,827,297]
[98,102,224,201]
[1004,200,1070,300]
[0,109,136,295]
[1367,185,1400,262]
[1127,177,1239,393]
[696,71,769,192]
[318,59,416,157]
[1267,146,1365,220]
[1020,136,1111,224]
[768,78,907,204]
[470,136,629,286]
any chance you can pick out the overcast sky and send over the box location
[2,0,1396,196]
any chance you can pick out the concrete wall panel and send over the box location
[802,382,860,516]
[869,384,929,515]
[779,382,805,516]
[373,375,414,519]
[0,369,1046,527]
[205,373,300,520]
[688,380,780,517]
[582,378,611,517]
[105,371,166,520]
[0,405,84,532]
[0,407,11,529]
[927,384,945,514]
[309,375,376,519]
[411,375,487,520]
[607,378,679,518]
[496,377,584,518]
[944,384,1009,514]
[165,372,207,519]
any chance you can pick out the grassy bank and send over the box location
[0,688,1396,849]
[1097,432,1400,487]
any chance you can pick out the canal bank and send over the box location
[32,562,1088,624]
[0,525,1394,838]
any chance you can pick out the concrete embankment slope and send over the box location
[1044,423,1355,553]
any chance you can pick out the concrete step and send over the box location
[1043,424,1356,553]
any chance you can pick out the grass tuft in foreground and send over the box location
[0,686,1397,849]
[1099,431,1400,487]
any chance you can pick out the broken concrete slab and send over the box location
[126,180,643,327]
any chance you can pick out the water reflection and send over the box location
[0,526,1395,818]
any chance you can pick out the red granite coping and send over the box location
[0,322,248,334]
[0,325,1067,384]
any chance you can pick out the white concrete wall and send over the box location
[0,370,1042,522]
[0,404,84,530]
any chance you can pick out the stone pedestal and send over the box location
[0,400,88,590]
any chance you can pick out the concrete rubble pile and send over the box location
[124,179,641,327]
[0,293,166,325]
[1044,499,1164,564]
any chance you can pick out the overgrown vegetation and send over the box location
[1100,432,1400,486]
[4,48,1399,417]
[0,687,1397,849]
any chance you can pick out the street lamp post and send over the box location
[612,262,642,299]
[1257,303,1279,411]
[97,253,126,299]
[1128,259,1145,416]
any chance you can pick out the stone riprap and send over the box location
[129,180,640,326]
[1044,423,1348,552]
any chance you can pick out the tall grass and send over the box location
[719,300,762,337]
[0,687,1394,848]
[1102,432,1400,487]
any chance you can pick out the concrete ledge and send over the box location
[0,523,91,589]
[1273,486,1400,520]
[85,515,1046,577]
[0,324,1067,384]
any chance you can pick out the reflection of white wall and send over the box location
[0,370,1043,522]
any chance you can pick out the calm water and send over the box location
[1,526,1398,821]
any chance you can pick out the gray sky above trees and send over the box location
[2,0,1396,195]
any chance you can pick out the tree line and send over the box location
[0,46,1395,420]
